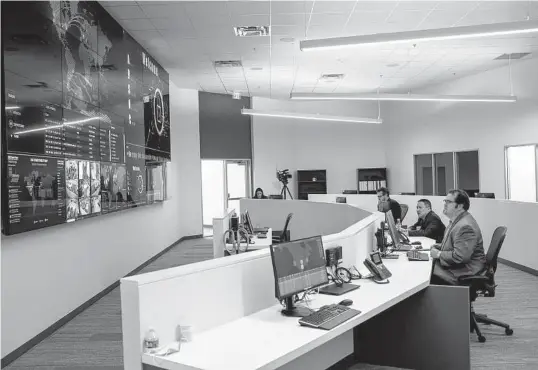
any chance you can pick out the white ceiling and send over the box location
[100,0,538,99]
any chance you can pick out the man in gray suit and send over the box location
[430,189,486,285]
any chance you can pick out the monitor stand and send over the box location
[319,283,360,296]
[281,296,313,317]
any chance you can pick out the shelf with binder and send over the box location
[357,168,387,194]
[297,170,327,200]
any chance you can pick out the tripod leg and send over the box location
[286,186,293,200]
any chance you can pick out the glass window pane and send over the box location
[506,145,537,202]
[415,154,433,195]
[202,160,225,226]
[434,152,454,196]
[456,151,479,197]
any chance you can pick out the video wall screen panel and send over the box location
[2,1,171,236]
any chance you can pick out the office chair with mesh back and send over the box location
[272,213,293,244]
[458,226,513,343]
[400,204,409,223]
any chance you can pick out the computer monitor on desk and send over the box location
[270,236,329,317]
[386,210,411,251]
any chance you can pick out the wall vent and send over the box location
[320,73,345,82]
[214,60,243,68]
[494,52,531,60]
[234,26,270,37]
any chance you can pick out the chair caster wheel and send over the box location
[505,328,514,336]
[478,335,486,343]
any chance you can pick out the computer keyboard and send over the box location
[299,304,361,330]
[407,250,429,261]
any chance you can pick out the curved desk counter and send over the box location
[121,200,470,370]
[310,194,538,274]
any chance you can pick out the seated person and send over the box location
[253,187,267,199]
[430,190,486,286]
[376,187,401,222]
[408,199,446,243]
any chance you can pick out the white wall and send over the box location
[384,57,538,196]
[252,97,387,197]
[0,84,202,357]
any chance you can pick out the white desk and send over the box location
[141,237,470,370]
[225,228,273,252]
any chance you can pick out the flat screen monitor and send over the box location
[270,235,329,317]
[244,210,254,235]
[386,210,404,250]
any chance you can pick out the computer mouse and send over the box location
[411,241,422,245]
[339,299,353,306]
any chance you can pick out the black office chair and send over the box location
[399,204,409,223]
[458,226,513,343]
[272,213,293,244]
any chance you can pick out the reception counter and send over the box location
[121,200,470,370]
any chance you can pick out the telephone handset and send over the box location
[364,252,392,282]
[399,230,410,244]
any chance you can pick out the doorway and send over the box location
[201,159,251,236]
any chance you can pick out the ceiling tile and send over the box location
[106,5,146,19]
[312,1,357,14]
[121,18,155,31]
[139,4,188,19]
[152,17,194,31]
[231,14,270,27]
[158,27,197,39]
[395,1,439,11]
[354,2,399,12]
[271,13,308,26]
[309,13,349,28]
[226,1,270,16]
[270,1,314,14]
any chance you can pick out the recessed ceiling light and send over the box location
[280,37,295,43]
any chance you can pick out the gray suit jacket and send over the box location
[432,211,486,285]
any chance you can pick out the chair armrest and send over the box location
[458,275,489,283]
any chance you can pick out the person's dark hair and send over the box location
[448,189,470,211]
[254,187,266,199]
[418,199,432,209]
[376,187,389,196]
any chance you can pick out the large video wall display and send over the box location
[1,1,171,235]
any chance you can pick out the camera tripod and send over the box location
[280,183,293,200]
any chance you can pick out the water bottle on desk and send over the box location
[143,327,159,353]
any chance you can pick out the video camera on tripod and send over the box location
[276,169,292,185]
[276,169,293,199]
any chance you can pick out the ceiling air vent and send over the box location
[234,26,270,37]
[24,82,48,89]
[319,73,345,82]
[214,60,243,68]
[494,52,531,60]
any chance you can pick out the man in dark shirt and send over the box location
[408,199,446,243]
[376,187,402,222]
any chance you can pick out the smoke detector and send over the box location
[234,26,270,37]
[214,60,243,68]
[319,73,345,83]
